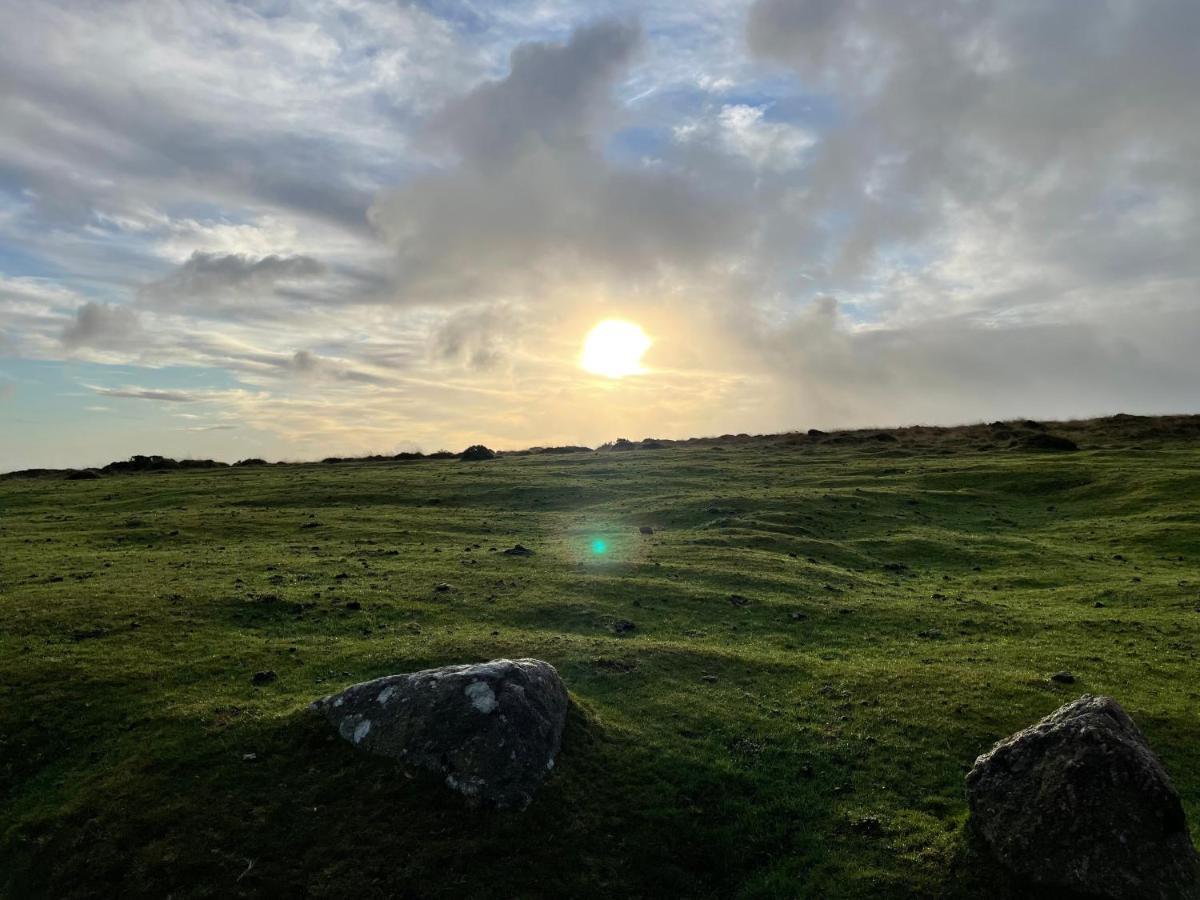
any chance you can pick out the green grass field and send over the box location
[2,420,1199,898]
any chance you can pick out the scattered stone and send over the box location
[251,671,277,685]
[1050,671,1076,684]
[434,582,452,592]
[701,674,718,683]
[966,694,1200,899]
[67,469,101,480]
[1095,601,1106,608]
[310,658,568,808]
[639,526,654,535]
[728,594,750,607]
[789,611,809,621]
[849,814,885,836]
[591,657,637,674]
[344,601,362,611]
[502,545,533,556]
[242,752,258,762]
[610,619,636,635]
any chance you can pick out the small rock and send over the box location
[502,545,533,557]
[701,674,718,683]
[1050,671,1076,684]
[639,526,654,535]
[610,619,636,635]
[434,582,452,592]
[251,671,277,685]
[849,815,885,836]
[728,594,750,607]
[242,752,258,762]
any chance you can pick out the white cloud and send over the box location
[674,104,814,170]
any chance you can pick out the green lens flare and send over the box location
[591,539,608,555]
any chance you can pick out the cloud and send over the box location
[284,349,392,385]
[183,423,238,432]
[2,1,1200,469]
[740,295,1200,428]
[428,19,643,168]
[743,0,1200,284]
[673,104,814,171]
[0,0,466,239]
[369,17,748,306]
[88,385,199,403]
[141,252,325,307]
[431,303,521,372]
[62,302,141,349]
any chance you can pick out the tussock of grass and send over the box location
[1,416,1199,898]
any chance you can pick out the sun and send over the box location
[580,320,652,378]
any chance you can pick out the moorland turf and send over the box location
[1,417,1199,898]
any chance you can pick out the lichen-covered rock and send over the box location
[966,694,1199,899]
[310,658,568,809]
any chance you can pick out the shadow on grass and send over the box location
[2,699,825,899]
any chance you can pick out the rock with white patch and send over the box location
[309,658,568,809]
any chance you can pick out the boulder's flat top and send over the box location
[2,423,1199,898]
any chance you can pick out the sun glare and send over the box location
[580,320,652,378]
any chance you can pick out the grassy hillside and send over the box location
[2,418,1199,898]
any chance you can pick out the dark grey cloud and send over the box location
[284,349,390,385]
[62,302,141,349]
[140,252,325,308]
[744,0,1200,286]
[746,296,1200,428]
[431,304,520,371]
[430,19,642,168]
[90,386,198,403]
[370,17,749,306]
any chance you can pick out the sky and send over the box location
[1,0,1198,470]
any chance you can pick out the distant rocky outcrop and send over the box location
[1023,433,1079,452]
[310,658,568,809]
[102,454,227,473]
[459,444,497,461]
[966,694,1199,899]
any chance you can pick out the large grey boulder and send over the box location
[966,694,1199,899]
[310,658,568,809]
